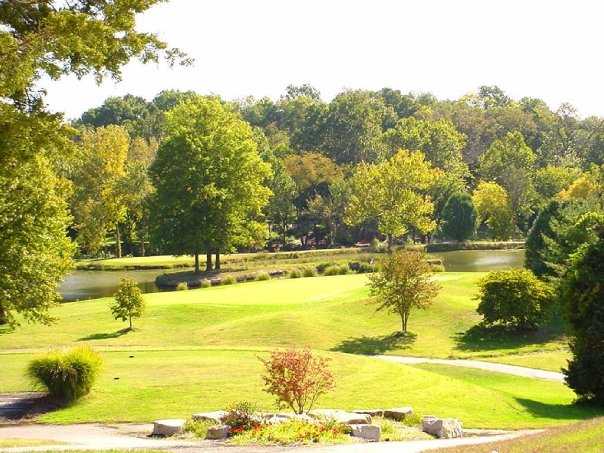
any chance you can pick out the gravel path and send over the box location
[376,355,564,381]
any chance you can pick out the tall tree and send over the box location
[346,150,438,248]
[0,0,184,324]
[440,193,477,241]
[149,96,271,273]
[472,181,515,240]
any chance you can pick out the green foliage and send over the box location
[149,96,272,270]
[476,269,553,330]
[175,282,188,291]
[346,150,439,246]
[534,166,581,200]
[560,227,604,403]
[289,269,302,279]
[27,347,102,403]
[323,264,349,276]
[301,267,317,278]
[473,181,515,240]
[111,278,145,330]
[525,200,560,277]
[230,419,351,446]
[255,272,271,281]
[223,401,260,432]
[440,193,477,241]
[222,275,236,285]
[184,418,214,439]
[369,250,440,333]
[200,279,211,288]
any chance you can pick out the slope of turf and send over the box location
[0,273,568,369]
[3,349,599,428]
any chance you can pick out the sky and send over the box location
[42,0,604,119]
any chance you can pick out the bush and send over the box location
[350,261,376,274]
[255,272,271,281]
[476,269,553,330]
[301,267,316,278]
[370,237,387,253]
[184,419,214,438]
[323,264,348,276]
[561,227,604,403]
[289,268,302,279]
[27,347,102,403]
[315,262,332,274]
[175,281,188,291]
[260,348,335,414]
[111,278,145,330]
[223,401,261,433]
[230,419,350,446]
[200,279,211,288]
[222,275,236,285]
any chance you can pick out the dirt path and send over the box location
[376,355,564,381]
[0,423,538,453]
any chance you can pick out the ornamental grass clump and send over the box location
[27,347,102,403]
[260,348,335,414]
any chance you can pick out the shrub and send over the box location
[315,262,332,274]
[289,268,302,279]
[370,237,387,253]
[175,281,188,291]
[223,401,261,433]
[352,261,376,274]
[111,278,145,330]
[301,267,316,278]
[27,347,102,403]
[184,418,214,438]
[430,263,445,273]
[476,269,553,330]
[260,348,335,414]
[230,419,350,446]
[369,251,440,333]
[222,275,236,285]
[323,264,348,276]
[200,279,211,288]
[561,227,604,403]
[255,272,271,281]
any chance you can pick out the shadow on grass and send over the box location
[455,322,566,352]
[0,324,14,335]
[78,328,131,341]
[515,398,604,421]
[332,331,417,355]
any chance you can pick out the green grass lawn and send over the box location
[1,272,584,428]
[0,439,62,448]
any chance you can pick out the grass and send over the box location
[0,272,586,428]
[435,417,604,452]
[0,439,62,447]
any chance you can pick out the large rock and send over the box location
[384,407,413,421]
[422,416,463,438]
[353,409,385,417]
[349,424,381,442]
[152,419,185,437]
[191,410,226,424]
[264,413,315,424]
[310,409,371,424]
[206,424,230,440]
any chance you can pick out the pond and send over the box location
[59,249,525,301]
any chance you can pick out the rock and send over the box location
[310,409,371,424]
[191,410,226,424]
[353,409,385,417]
[422,416,463,438]
[152,419,185,437]
[384,407,413,421]
[206,424,230,440]
[349,424,381,442]
[263,412,317,424]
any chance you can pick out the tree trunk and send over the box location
[115,224,122,258]
[194,253,200,274]
[140,237,146,257]
[129,315,132,330]
[0,304,7,325]
[215,251,221,270]
[206,252,213,272]
[387,234,393,251]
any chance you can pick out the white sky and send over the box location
[43,0,604,119]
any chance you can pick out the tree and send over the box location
[534,166,581,201]
[441,193,477,241]
[525,200,560,277]
[70,126,129,257]
[368,250,440,333]
[560,223,604,403]
[111,278,145,330]
[472,181,515,240]
[266,162,297,246]
[346,150,438,248]
[149,96,272,273]
[260,348,335,414]
[0,0,185,324]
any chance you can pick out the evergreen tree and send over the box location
[441,193,477,241]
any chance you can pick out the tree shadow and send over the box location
[332,331,417,355]
[78,328,131,341]
[515,398,604,421]
[0,324,14,335]
[454,323,566,352]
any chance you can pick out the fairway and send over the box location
[1,272,587,428]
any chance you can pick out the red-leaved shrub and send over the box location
[260,348,335,414]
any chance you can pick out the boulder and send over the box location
[349,424,381,442]
[384,407,413,421]
[353,409,385,417]
[191,410,226,424]
[310,409,371,424]
[152,419,185,437]
[264,413,315,424]
[422,416,463,438]
[206,424,230,440]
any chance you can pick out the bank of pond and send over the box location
[60,248,525,301]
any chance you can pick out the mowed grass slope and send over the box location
[0,273,568,368]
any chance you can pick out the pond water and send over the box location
[59,249,525,301]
